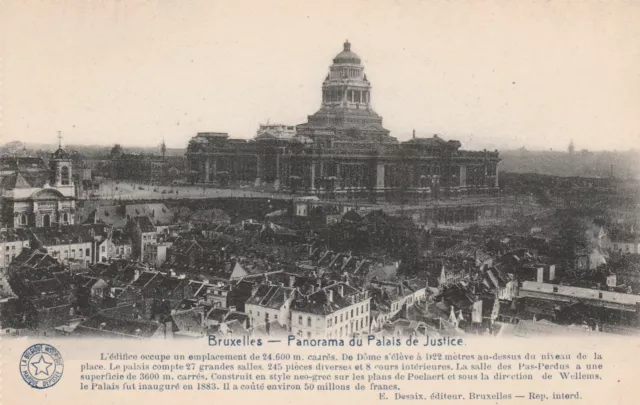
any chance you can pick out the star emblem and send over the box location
[31,355,52,376]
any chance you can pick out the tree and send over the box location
[110,144,124,158]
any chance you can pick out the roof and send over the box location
[511,320,596,337]
[30,224,109,247]
[189,209,231,224]
[520,281,640,307]
[75,313,164,338]
[0,229,30,243]
[292,282,367,316]
[1,171,49,189]
[133,216,156,233]
[333,41,361,64]
[51,147,70,160]
[90,203,174,228]
[252,320,288,337]
[171,308,205,336]
[218,319,249,336]
[9,248,60,270]
[246,284,295,310]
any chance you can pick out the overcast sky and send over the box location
[2,0,639,151]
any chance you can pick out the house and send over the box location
[126,216,158,262]
[0,229,31,269]
[75,275,110,311]
[291,282,370,338]
[28,224,110,265]
[245,284,296,329]
[367,279,428,328]
[106,229,133,260]
[170,307,207,338]
[6,271,77,332]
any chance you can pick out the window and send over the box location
[340,314,343,322]
[351,309,354,318]
[71,249,75,258]
[63,213,68,223]
[298,316,303,325]
[20,214,27,225]
[307,316,311,327]
[101,246,106,253]
[43,214,51,227]
[275,314,278,320]
[4,255,9,264]
[307,331,312,338]
[86,248,90,256]
[61,166,70,185]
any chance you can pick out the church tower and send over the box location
[49,132,75,196]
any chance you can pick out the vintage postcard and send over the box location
[0,0,639,404]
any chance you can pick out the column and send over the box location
[376,163,385,189]
[204,157,210,183]
[310,162,316,191]
[495,164,499,187]
[459,165,467,188]
[255,155,262,187]
[274,154,281,191]
[484,164,488,188]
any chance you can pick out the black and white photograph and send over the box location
[1,0,639,403]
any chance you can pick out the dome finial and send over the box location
[344,40,351,51]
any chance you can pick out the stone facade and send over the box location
[1,146,77,228]
[186,41,500,199]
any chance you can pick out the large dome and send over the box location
[332,40,361,64]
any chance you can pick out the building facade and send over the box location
[186,41,500,199]
[0,145,77,228]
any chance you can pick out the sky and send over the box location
[2,0,640,151]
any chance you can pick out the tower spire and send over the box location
[57,131,63,149]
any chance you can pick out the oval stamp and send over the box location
[19,343,64,389]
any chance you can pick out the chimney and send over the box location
[289,275,295,287]
[548,264,556,281]
[536,267,544,283]
[165,321,174,339]
[328,289,334,302]
[338,284,344,297]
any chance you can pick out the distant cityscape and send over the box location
[0,41,639,340]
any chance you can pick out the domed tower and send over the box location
[299,40,393,143]
[321,40,372,109]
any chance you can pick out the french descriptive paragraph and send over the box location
[78,348,605,401]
